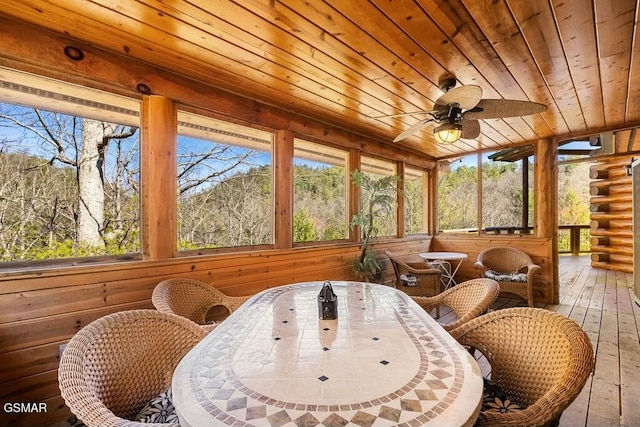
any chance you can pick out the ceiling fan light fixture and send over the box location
[434,122,462,144]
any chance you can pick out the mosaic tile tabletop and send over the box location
[172,281,483,426]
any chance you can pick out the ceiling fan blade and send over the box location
[461,119,480,139]
[464,99,547,120]
[435,85,483,110]
[393,119,433,142]
[372,110,435,118]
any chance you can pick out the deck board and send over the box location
[442,256,638,426]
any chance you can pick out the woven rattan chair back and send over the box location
[58,309,207,427]
[450,307,595,427]
[152,278,251,330]
[475,246,540,307]
[384,251,442,297]
[412,278,500,331]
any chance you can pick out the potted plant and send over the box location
[349,169,399,281]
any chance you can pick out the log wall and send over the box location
[589,156,634,273]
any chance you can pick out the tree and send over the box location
[293,209,318,242]
[0,106,138,250]
[0,104,141,258]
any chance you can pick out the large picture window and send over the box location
[438,154,478,233]
[481,150,533,234]
[438,149,536,235]
[293,139,348,243]
[405,167,427,235]
[0,69,140,262]
[177,111,274,250]
[361,156,397,237]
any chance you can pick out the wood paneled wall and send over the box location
[432,234,555,303]
[0,237,432,426]
[589,156,634,273]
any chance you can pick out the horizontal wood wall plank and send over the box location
[0,341,65,383]
[0,301,153,354]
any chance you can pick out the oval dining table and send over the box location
[172,281,483,427]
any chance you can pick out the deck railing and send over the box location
[482,224,591,255]
[558,224,591,255]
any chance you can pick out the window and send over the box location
[557,161,591,253]
[438,154,478,233]
[176,111,273,250]
[438,149,537,235]
[361,156,397,237]
[481,151,533,234]
[0,68,140,262]
[405,167,427,235]
[293,139,348,243]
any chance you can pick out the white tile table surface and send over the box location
[172,281,483,426]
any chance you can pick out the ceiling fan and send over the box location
[386,77,548,144]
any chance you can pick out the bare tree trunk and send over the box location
[77,119,105,247]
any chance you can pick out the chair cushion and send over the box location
[482,378,523,414]
[135,387,179,423]
[485,270,527,283]
[400,273,418,287]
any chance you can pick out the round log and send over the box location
[589,185,631,196]
[590,219,632,229]
[589,228,634,238]
[590,186,608,196]
[589,176,632,188]
[590,211,633,220]
[608,166,632,179]
[610,237,633,247]
[590,219,608,229]
[591,253,610,262]
[590,236,609,246]
[610,253,634,264]
[589,168,609,180]
[607,202,633,212]
[590,157,635,171]
[591,261,633,274]
[589,245,634,256]
[590,194,632,204]
[590,203,609,213]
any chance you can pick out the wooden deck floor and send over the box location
[454,256,639,427]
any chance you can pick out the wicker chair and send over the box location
[152,278,252,332]
[475,246,540,307]
[450,307,595,427]
[412,278,500,331]
[384,251,442,297]
[58,309,208,427]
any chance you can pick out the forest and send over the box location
[0,106,591,262]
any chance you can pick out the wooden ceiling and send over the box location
[1,0,640,159]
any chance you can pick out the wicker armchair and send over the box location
[152,278,252,331]
[58,310,208,427]
[450,307,595,427]
[412,278,500,331]
[475,246,540,307]
[384,251,442,297]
